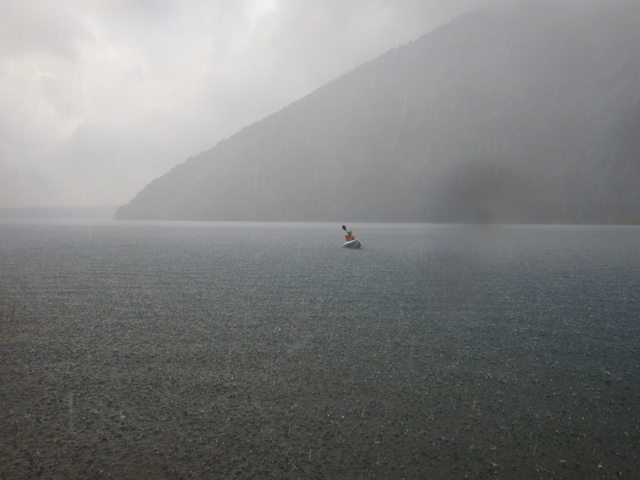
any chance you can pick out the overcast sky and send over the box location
[0,0,605,208]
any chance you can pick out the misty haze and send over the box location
[115,2,640,224]
[2,1,639,479]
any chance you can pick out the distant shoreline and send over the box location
[2,209,639,226]
[0,205,119,221]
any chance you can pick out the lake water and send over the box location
[1,221,639,478]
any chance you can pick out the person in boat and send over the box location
[344,230,356,242]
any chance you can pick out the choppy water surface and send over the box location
[1,221,639,478]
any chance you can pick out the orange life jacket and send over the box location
[345,234,355,241]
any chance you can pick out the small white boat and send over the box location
[343,239,362,249]
[341,225,361,248]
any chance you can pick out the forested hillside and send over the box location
[116,3,640,223]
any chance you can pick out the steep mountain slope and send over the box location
[116,3,640,223]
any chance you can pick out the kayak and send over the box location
[343,239,362,249]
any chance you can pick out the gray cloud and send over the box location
[0,0,611,208]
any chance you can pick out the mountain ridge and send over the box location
[116,3,640,224]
